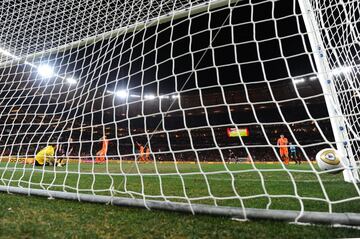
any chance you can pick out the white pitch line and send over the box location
[154,176,342,183]
[0,168,342,183]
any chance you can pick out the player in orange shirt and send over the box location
[277,134,289,165]
[145,146,151,161]
[96,135,108,163]
[136,142,145,161]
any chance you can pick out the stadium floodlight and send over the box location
[309,76,317,80]
[171,94,179,99]
[293,78,305,84]
[130,94,141,98]
[159,95,169,99]
[37,64,54,78]
[66,77,77,85]
[144,94,155,100]
[115,90,128,99]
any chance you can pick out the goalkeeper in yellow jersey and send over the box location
[34,144,59,166]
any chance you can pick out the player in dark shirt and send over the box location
[289,142,300,164]
[57,137,74,167]
[228,149,237,163]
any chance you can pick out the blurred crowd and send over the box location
[0,121,334,163]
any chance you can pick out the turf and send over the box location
[0,161,359,238]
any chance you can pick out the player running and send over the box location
[289,142,300,164]
[95,135,108,163]
[136,142,145,161]
[277,134,289,165]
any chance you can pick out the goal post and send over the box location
[2,185,360,225]
[0,0,359,226]
[297,0,359,183]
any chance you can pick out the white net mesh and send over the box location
[0,0,359,223]
[308,0,360,163]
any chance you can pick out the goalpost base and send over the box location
[1,186,359,226]
[343,169,360,184]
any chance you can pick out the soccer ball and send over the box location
[315,148,343,173]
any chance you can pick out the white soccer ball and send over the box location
[315,148,343,173]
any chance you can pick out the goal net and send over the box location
[0,0,359,225]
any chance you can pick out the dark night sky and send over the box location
[30,0,317,101]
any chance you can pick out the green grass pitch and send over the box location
[0,161,359,238]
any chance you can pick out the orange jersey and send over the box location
[101,139,109,152]
[139,146,144,154]
[277,138,288,148]
[146,148,150,156]
[279,148,288,156]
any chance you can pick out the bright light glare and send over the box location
[293,78,305,84]
[171,94,179,99]
[309,76,317,80]
[66,77,77,85]
[0,48,18,58]
[144,94,155,100]
[38,64,54,78]
[159,95,169,99]
[116,90,128,99]
[331,66,352,76]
